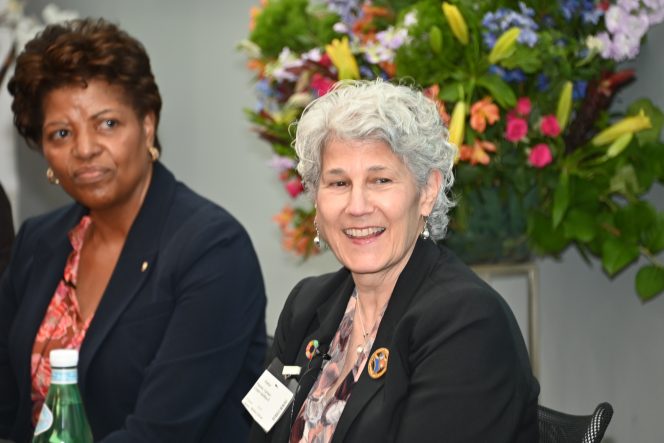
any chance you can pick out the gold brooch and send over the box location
[367,347,389,379]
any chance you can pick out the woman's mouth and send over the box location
[343,227,385,239]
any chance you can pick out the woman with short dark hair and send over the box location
[1,18,266,443]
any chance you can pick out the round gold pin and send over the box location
[141,261,149,272]
[367,347,389,379]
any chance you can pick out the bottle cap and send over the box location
[50,349,79,368]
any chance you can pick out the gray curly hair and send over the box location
[293,80,457,240]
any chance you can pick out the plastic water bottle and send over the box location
[32,349,93,443]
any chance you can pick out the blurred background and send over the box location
[0,1,662,441]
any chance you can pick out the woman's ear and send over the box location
[142,112,156,147]
[420,169,443,215]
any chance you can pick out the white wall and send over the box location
[12,2,664,441]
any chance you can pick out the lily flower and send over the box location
[459,139,497,165]
[442,3,469,45]
[488,27,521,64]
[325,36,360,80]
[448,101,467,147]
[470,97,500,133]
[591,109,652,145]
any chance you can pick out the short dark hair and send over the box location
[8,18,162,150]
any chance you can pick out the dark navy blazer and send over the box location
[251,239,539,443]
[0,162,266,443]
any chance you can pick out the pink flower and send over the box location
[540,115,561,137]
[311,73,335,97]
[505,117,528,142]
[516,97,532,116]
[285,177,304,198]
[529,143,553,168]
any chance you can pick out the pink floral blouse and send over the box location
[289,291,385,443]
[30,215,93,424]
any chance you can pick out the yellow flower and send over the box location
[488,27,520,64]
[448,101,466,147]
[442,3,469,45]
[556,81,573,131]
[591,110,652,146]
[325,37,360,80]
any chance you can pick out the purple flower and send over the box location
[268,155,297,173]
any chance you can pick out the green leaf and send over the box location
[500,47,542,73]
[563,208,597,242]
[636,265,664,302]
[528,212,568,254]
[601,237,640,276]
[552,170,569,228]
[439,81,461,101]
[609,164,641,196]
[476,74,517,108]
[642,213,664,253]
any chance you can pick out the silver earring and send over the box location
[421,216,430,240]
[46,167,59,185]
[313,220,321,248]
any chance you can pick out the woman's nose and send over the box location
[346,185,373,216]
[72,130,102,159]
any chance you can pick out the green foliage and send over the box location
[249,0,341,57]
[243,0,664,301]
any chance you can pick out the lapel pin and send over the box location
[305,339,319,361]
[368,347,389,379]
[141,261,149,272]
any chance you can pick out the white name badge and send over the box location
[242,369,295,432]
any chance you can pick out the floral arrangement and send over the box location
[240,0,664,301]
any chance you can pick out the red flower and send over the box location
[515,97,532,116]
[285,177,304,198]
[540,115,561,137]
[311,73,335,97]
[505,116,528,142]
[529,143,553,168]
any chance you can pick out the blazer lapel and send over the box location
[78,163,176,386]
[13,211,81,397]
[270,271,354,442]
[332,238,440,442]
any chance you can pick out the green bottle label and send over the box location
[33,404,53,436]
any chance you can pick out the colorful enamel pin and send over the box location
[305,339,319,360]
[368,347,389,379]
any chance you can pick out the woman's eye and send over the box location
[50,129,70,140]
[333,181,347,187]
[102,119,118,128]
[375,178,392,184]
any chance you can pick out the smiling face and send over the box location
[41,79,155,213]
[316,138,439,282]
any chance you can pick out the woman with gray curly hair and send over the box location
[249,80,539,443]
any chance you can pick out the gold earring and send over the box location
[46,167,59,185]
[148,146,160,162]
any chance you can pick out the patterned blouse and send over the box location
[289,291,385,443]
[31,215,93,424]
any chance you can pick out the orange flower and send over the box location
[470,97,500,133]
[352,5,392,42]
[249,0,269,31]
[273,206,295,230]
[423,84,450,125]
[458,139,497,165]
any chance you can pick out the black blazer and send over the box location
[251,238,539,442]
[0,182,13,276]
[0,163,267,443]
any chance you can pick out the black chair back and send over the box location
[538,402,613,443]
